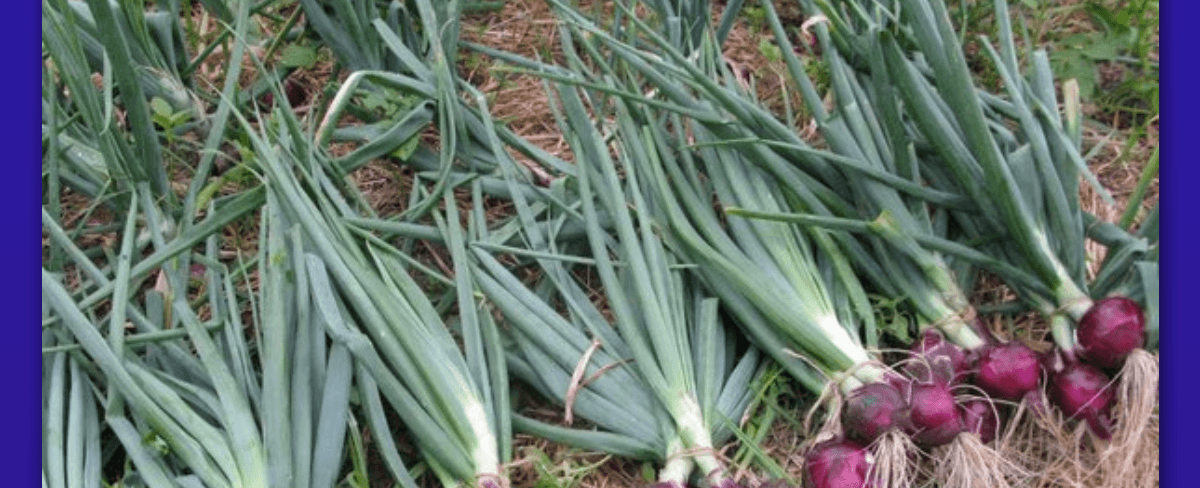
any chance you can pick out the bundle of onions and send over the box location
[463,80,763,488]
[476,0,1153,484]
[750,3,1155,481]
[242,95,514,486]
[492,4,977,487]
[642,110,916,488]
[725,0,1155,447]
[724,205,1037,486]
[606,2,1027,484]
[705,0,1075,426]
[859,0,1158,443]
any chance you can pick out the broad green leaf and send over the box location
[280,44,318,68]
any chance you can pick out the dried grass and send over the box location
[934,433,1028,488]
[978,358,1159,488]
[994,398,1084,488]
[461,0,574,165]
[867,430,918,488]
[348,162,416,218]
[1094,349,1159,488]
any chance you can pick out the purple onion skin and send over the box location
[1049,360,1115,440]
[906,382,964,448]
[906,329,970,386]
[959,398,1001,444]
[1077,296,1146,369]
[843,382,912,445]
[975,342,1042,401]
[803,439,874,488]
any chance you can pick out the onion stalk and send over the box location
[626,81,912,488]
[233,80,511,486]
[464,72,763,487]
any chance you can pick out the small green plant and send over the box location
[522,447,609,488]
[802,56,831,96]
[279,43,319,69]
[141,431,171,456]
[464,51,488,74]
[1087,0,1158,68]
[357,86,423,120]
[342,415,371,488]
[1048,0,1158,121]
[872,294,917,345]
[729,366,795,484]
[743,5,767,33]
[1050,31,1128,98]
[485,61,517,103]
[757,37,782,64]
[353,87,424,160]
[149,96,191,141]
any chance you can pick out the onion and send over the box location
[842,382,912,445]
[975,342,1042,401]
[905,382,964,448]
[959,398,1001,445]
[906,329,970,386]
[803,438,874,488]
[1077,296,1146,369]
[1049,359,1115,440]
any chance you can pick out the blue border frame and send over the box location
[15,1,41,484]
[1160,1,1188,486]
